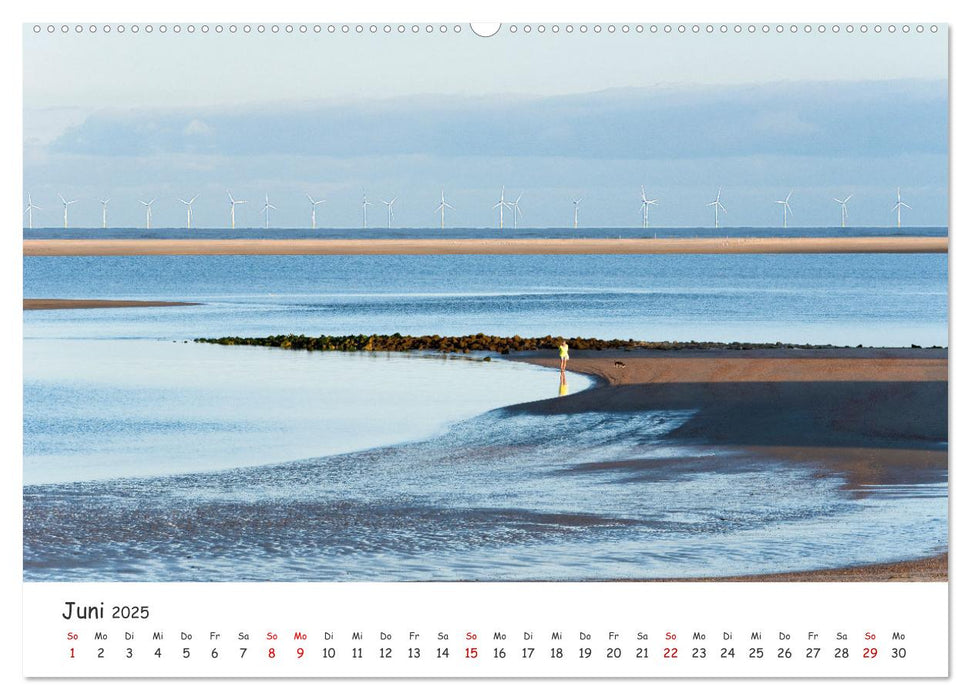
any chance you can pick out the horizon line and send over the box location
[22,225,949,231]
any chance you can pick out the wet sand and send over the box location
[518,348,947,451]
[24,298,199,310]
[23,236,948,256]
[518,348,948,581]
[641,553,948,582]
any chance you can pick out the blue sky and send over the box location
[23,25,948,228]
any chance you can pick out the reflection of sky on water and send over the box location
[21,249,947,579]
[24,407,947,581]
[24,338,588,484]
[24,252,947,346]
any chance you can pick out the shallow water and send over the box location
[22,243,948,580]
[24,407,947,581]
[24,338,588,484]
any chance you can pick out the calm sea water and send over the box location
[24,239,947,347]
[22,229,948,580]
[24,339,591,485]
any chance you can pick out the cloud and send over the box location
[44,80,946,162]
[752,110,819,137]
[183,119,212,136]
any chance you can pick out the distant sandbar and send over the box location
[24,298,199,310]
[23,236,948,256]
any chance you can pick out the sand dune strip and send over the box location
[23,236,948,256]
[24,298,199,310]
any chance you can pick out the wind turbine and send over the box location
[774,190,793,228]
[306,194,325,229]
[892,187,911,228]
[58,194,78,229]
[639,186,658,231]
[381,196,398,229]
[361,192,374,228]
[510,193,524,229]
[227,191,246,229]
[99,197,110,229]
[572,197,582,229]
[434,189,455,229]
[493,186,511,229]
[834,194,853,228]
[260,194,276,229]
[138,199,156,229]
[23,194,41,229]
[707,188,727,228]
[180,195,199,229]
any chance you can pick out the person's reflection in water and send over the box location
[558,368,569,396]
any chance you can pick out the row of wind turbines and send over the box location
[22,187,915,230]
[704,188,910,229]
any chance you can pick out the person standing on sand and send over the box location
[558,339,570,372]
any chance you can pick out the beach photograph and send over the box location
[22,23,947,583]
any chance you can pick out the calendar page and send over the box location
[19,12,950,683]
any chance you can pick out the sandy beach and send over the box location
[518,347,948,581]
[23,236,948,256]
[693,553,948,582]
[24,298,199,310]
[519,348,947,449]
